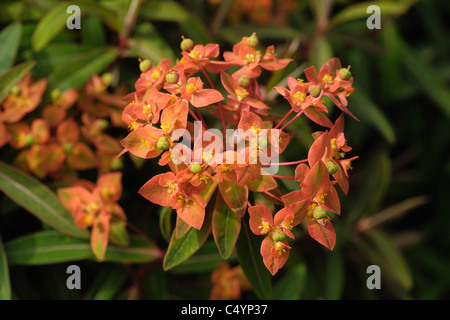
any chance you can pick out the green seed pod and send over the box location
[25,134,35,147]
[139,59,152,73]
[325,161,338,174]
[10,85,21,96]
[189,163,202,174]
[308,84,321,98]
[313,206,328,220]
[272,229,287,242]
[180,37,194,51]
[166,71,179,84]
[101,72,113,87]
[338,67,352,80]
[246,33,259,47]
[157,136,170,150]
[63,142,75,154]
[237,75,251,88]
[50,88,61,102]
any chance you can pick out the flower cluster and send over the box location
[1,70,129,260]
[120,33,358,275]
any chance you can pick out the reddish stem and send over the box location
[280,110,304,131]
[274,109,294,129]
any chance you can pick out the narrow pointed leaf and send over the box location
[0,161,89,239]
[5,231,161,265]
[31,3,68,52]
[235,217,272,300]
[163,198,214,270]
[0,233,11,300]
[212,193,241,259]
[0,21,22,74]
[0,60,36,104]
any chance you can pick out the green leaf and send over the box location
[355,229,413,292]
[5,231,161,265]
[31,0,122,52]
[31,3,68,52]
[139,0,210,43]
[0,21,22,74]
[273,263,307,300]
[235,217,272,300]
[84,264,128,300]
[127,23,176,64]
[399,38,450,119]
[350,87,396,144]
[324,250,344,299]
[0,60,36,104]
[328,0,416,29]
[212,192,241,259]
[0,232,11,300]
[0,161,89,239]
[159,206,173,242]
[47,46,118,91]
[163,198,214,270]
[218,180,248,217]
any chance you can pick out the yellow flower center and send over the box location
[128,121,138,131]
[244,53,255,64]
[293,91,306,104]
[161,122,171,132]
[186,83,197,94]
[188,50,201,59]
[250,125,260,135]
[258,220,271,233]
[322,74,333,85]
[235,88,249,101]
[151,69,160,80]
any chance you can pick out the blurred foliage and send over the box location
[0,0,449,300]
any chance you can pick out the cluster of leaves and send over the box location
[1,0,448,301]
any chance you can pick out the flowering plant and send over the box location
[120,33,358,275]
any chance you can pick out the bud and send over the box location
[308,84,321,98]
[313,206,328,220]
[157,136,170,150]
[237,75,251,88]
[10,85,21,96]
[110,157,124,171]
[272,229,286,242]
[96,119,109,131]
[325,161,338,174]
[101,72,113,87]
[63,142,75,154]
[180,37,194,51]
[338,67,352,80]
[165,71,179,84]
[50,88,61,102]
[139,59,152,73]
[246,33,259,47]
[189,163,202,174]
[25,134,35,147]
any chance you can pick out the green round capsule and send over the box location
[166,71,179,84]
[139,59,152,73]
[325,161,338,174]
[338,67,352,80]
[189,163,202,174]
[308,84,321,98]
[157,136,170,150]
[180,37,194,51]
[246,33,259,47]
[313,206,328,220]
[272,229,287,242]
